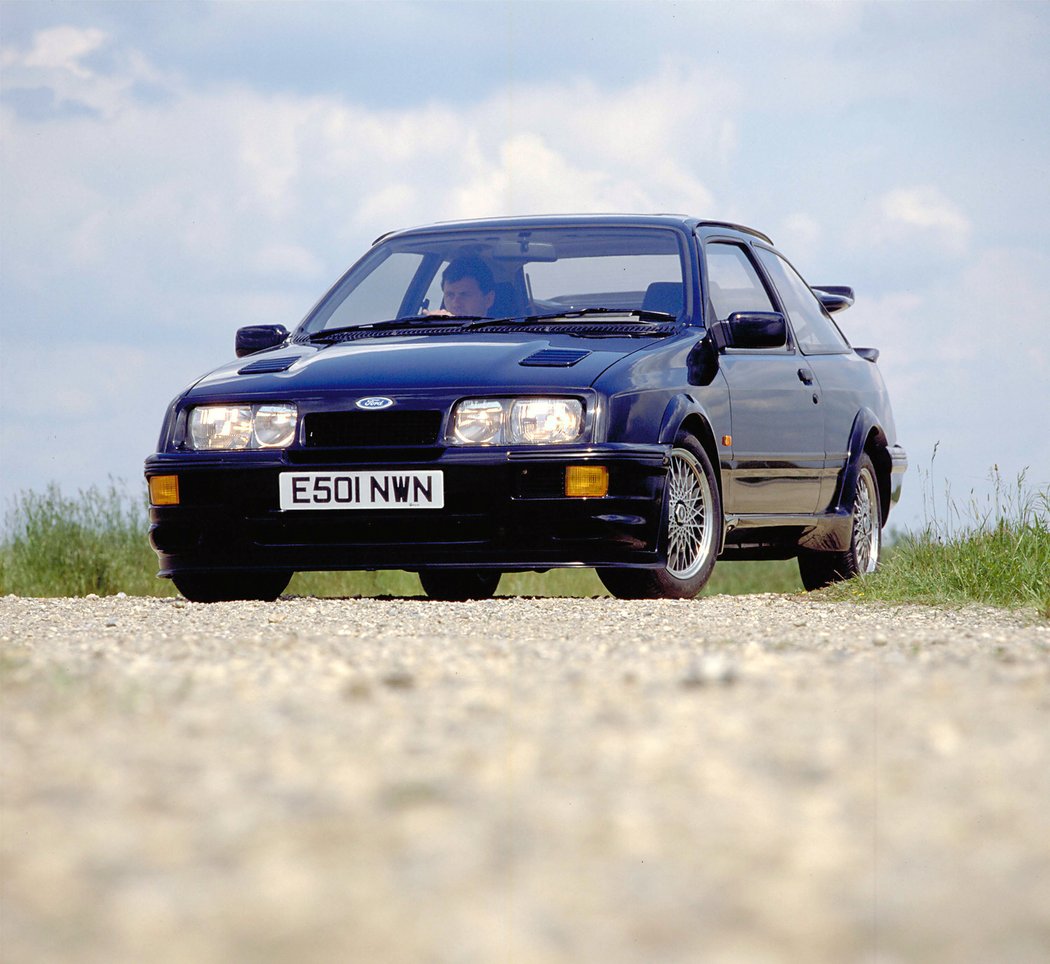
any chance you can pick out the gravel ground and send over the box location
[2,593,1049,964]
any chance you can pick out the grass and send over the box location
[824,465,1050,618]
[0,481,175,598]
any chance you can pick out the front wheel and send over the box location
[798,453,882,591]
[419,569,501,601]
[171,571,291,603]
[598,434,721,600]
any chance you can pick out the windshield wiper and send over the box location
[306,308,677,342]
[308,315,485,341]
[468,307,676,328]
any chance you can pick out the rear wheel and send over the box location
[172,571,291,603]
[598,434,721,600]
[419,569,501,601]
[799,453,882,590]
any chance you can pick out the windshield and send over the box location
[300,225,689,333]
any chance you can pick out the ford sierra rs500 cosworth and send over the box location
[145,215,907,601]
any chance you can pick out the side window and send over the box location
[704,243,775,320]
[754,248,849,353]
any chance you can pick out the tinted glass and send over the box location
[754,248,849,353]
[704,243,775,319]
[320,251,424,330]
[302,227,687,331]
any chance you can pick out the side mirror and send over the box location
[727,311,787,349]
[235,324,289,357]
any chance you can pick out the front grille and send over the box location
[304,410,443,448]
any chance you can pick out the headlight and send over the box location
[448,398,583,445]
[510,398,583,443]
[253,404,298,448]
[450,399,504,445]
[188,403,298,450]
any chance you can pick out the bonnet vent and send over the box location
[520,348,592,368]
[237,357,296,375]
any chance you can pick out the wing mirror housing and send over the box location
[235,324,290,357]
[727,311,787,349]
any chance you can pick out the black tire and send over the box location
[419,569,501,601]
[172,571,291,603]
[799,452,882,591]
[597,434,721,600]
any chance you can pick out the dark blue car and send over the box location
[145,215,907,601]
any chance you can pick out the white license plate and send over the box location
[279,470,444,510]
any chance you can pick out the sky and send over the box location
[2,0,1049,534]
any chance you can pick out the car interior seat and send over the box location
[490,282,526,319]
[641,282,684,317]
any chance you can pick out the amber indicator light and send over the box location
[722,435,733,446]
[565,465,609,498]
[149,475,180,506]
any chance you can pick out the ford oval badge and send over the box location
[356,396,394,410]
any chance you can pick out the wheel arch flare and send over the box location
[838,409,893,523]
[657,394,726,552]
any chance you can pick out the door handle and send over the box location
[797,368,815,385]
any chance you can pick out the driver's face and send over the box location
[442,276,495,317]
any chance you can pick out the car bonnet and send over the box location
[187,333,658,396]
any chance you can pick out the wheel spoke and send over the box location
[666,447,715,579]
[852,469,879,574]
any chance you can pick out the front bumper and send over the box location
[145,445,670,576]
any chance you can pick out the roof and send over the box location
[373,214,773,246]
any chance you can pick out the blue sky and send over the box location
[2,0,1049,532]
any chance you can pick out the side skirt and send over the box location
[721,509,853,557]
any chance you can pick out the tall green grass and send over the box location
[0,481,175,597]
[825,465,1050,617]
[0,482,799,597]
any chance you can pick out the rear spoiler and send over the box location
[812,285,855,313]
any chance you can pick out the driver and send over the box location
[429,256,496,317]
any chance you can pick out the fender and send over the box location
[658,393,702,447]
[833,408,890,520]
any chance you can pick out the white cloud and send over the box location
[1,25,170,120]
[17,25,108,76]
[777,214,822,266]
[1,47,731,306]
[251,243,326,281]
[862,186,973,255]
[882,187,971,239]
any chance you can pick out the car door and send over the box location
[752,247,856,511]
[704,241,825,515]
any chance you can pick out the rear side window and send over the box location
[704,243,775,319]
[754,248,849,353]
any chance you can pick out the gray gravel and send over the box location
[2,593,1049,964]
